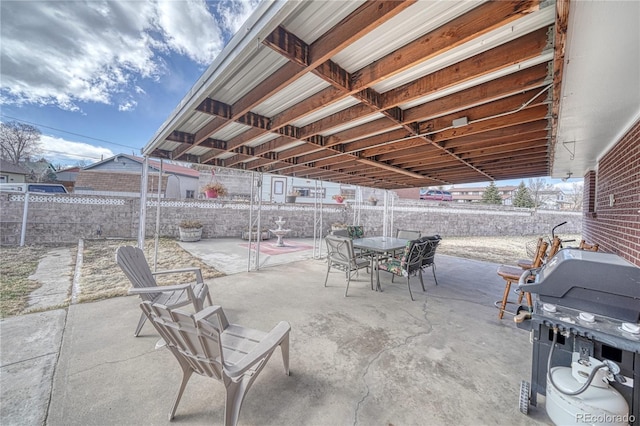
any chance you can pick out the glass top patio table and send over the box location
[352,237,408,252]
[352,237,409,291]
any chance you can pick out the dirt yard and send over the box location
[0,234,580,317]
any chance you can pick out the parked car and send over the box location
[0,183,68,194]
[419,189,452,201]
[420,189,443,201]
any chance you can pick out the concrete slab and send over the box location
[178,237,319,275]
[0,309,66,425]
[27,247,73,310]
[47,255,552,425]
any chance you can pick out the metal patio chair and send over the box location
[419,235,441,286]
[376,238,431,301]
[396,229,421,240]
[324,235,370,296]
[346,225,364,239]
[139,301,290,426]
[115,245,212,336]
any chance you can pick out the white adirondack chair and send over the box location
[139,301,291,426]
[115,245,212,336]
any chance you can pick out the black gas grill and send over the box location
[517,249,640,423]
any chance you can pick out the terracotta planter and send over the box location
[179,227,202,242]
[285,195,297,203]
[205,189,218,198]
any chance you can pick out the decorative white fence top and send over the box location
[9,194,126,205]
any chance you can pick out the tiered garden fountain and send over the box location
[269,216,291,247]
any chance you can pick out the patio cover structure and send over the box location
[141,0,639,264]
[143,0,637,188]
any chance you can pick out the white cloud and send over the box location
[118,100,138,112]
[0,0,255,111]
[215,0,262,34]
[553,180,583,193]
[40,135,115,164]
[156,1,224,64]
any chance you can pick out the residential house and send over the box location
[0,159,28,184]
[394,188,421,200]
[448,186,518,205]
[21,159,57,183]
[55,166,81,193]
[74,154,200,198]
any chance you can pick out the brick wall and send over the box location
[583,119,640,266]
[1,193,582,245]
[75,170,168,193]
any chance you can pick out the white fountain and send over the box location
[269,216,291,247]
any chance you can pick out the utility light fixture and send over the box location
[452,117,469,128]
[561,172,573,182]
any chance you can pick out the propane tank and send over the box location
[546,353,629,425]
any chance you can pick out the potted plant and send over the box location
[178,220,203,242]
[285,189,300,203]
[332,193,345,204]
[202,182,228,199]
[331,222,347,232]
[367,196,378,206]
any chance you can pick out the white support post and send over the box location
[153,159,163,271]
[19,192,29,246]
[137,157,149,249]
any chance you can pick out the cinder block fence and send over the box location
[0,193,581,245]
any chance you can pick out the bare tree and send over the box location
[527,178,555,210]
[0,121,42,164]
[567,182,584,211]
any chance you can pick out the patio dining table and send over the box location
[352,237,409,292]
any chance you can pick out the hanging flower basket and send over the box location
[285,190,300,203]
[332,194,345,204]
[202,182,227,199]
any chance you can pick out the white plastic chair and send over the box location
[115,245,212,336]
[139,301,290,426]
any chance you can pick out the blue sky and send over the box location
[0,0,580,191]
[1,0,258,164]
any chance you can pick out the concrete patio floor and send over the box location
[1,239,552,425]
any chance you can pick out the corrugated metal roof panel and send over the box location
[281,0,364,44]
[321,112,387,136]
[252,72,330,116]
[178,111,214,134]
[210,48,289,104]
[334,1,483,73]
[290,96,361,127]
[210,122,253,140]
[373,8,555,93]
[216,152,236,160]
[158,140,181,152]
[273,140,306,153]
[185,146,213,157]
[398,53,553,110]
[245,132,279,148]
